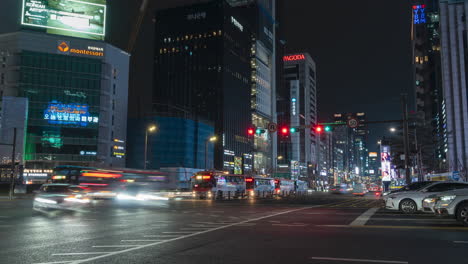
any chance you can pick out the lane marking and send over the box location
[179,228,209,231]
[162,231,194,234]
[317,224,468,231]
[311,257,408,264]
[92,245,137,248]
[67,206,317,263]
[350,208,379,226]
[52,253,108,256]
[121,240,162,242]
[143,235,179,238]
[454,241,468,243]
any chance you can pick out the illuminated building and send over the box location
[411,0,447,174]
[277,52,317,180]
[0,0,129,173]
[333,113,369,181]
[152,1,252,172]
[439,0,468,176]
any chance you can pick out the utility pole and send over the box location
[401,94,411,185]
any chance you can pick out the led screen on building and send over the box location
[44,101,99,127]
[21,0,106,40]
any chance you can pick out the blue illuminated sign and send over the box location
[413,5,426,25]
[44,101,98,126]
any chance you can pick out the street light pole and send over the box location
[205,136,217,169]
[144,125,157,170]
[401,94,411,185]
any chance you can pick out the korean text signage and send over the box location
[283,54,305,62]
[57,41,104,57]
[44,101,99,127]
[22,0,106,40]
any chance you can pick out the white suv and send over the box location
[384,181,468,214]
[434,188,468,226]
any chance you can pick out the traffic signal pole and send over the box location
[401,94,412,185]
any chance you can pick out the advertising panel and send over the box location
[381,145,391,182]
[234,157,242,175]
[21,0,106,40]
[43,101,99,127]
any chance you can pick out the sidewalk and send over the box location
[0,193,33,200]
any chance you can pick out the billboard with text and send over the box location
[22,0,106,40]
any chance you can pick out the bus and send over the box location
[274,179,296,196]
[246,177,275,198]
[50,166,170,199]
[191,171,247,199]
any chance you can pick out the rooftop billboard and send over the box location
[21,0,106,41]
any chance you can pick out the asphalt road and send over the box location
[1,194,467,264]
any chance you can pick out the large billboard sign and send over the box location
[381,145,391,182]
[21,0,106,40]
[44,101,99,127]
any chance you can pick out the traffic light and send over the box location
[315,125,323,133]
[256,128,266,134]
[280,127,289,135]
[324,125,332,132]
[247,128,255,136]
[290,127,297,133]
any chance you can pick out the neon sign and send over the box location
[283,54,305,62]
[44,101,98,126]
[413,5,426,25]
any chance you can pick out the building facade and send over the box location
[0,31,129,172]
[439,0,468,179]
[153,0,253,173]
[411,0,448,173]
[277,52,317,179]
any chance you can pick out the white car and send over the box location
[434,189,468,226]
[384,181,468,214]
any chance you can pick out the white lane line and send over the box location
[92,245,137,248]
[121,240,163,242]
[68,206,317,264]
[311,257,408,264]
[162,231,194,234]
[268,220,281,223]
[111,225,129,227]
[350,208,379,226]
[454,241,468,244]
[143,235,179,238]
[52,253,108,256]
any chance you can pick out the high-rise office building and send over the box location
[411,0,447,173]
[333,113,368,182]
[0,1,129,183]
[439,0,468,179]
[277,52,317,179]
[151,0,252,173]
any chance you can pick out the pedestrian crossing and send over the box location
[323,198,383,208]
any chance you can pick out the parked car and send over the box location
[367,183,382,192]
[33,183,91,211]
[383,181,468,214]
[382,181,434,197]
[329,184,351,194]
[434,189,468,226]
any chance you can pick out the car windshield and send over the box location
[400,182,434,191]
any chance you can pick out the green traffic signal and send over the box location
[256,128,261,134]
[290,127,297,133]
[324,126,332,132]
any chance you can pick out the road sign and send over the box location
[347,118,359,129]
[453,171,460,181]
[267,122,278,133]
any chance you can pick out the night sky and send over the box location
[0,0,414,151]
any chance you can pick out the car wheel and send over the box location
[456,202,468,227]
[399,199,417,214]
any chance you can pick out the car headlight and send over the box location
[34,197,58,204]
[440,195,456,202]
[424,198,437,203]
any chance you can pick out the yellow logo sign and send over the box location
[58,42,70,52]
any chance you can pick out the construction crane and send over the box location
[127,0,149,54]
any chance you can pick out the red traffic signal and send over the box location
[280,127,289,135]
[315,126,323,133]
[247,128,255,135]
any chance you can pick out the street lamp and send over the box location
[389,127,396,132]
[144,125,157,170]
[277,156,283,160]
[205,136,217,169]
